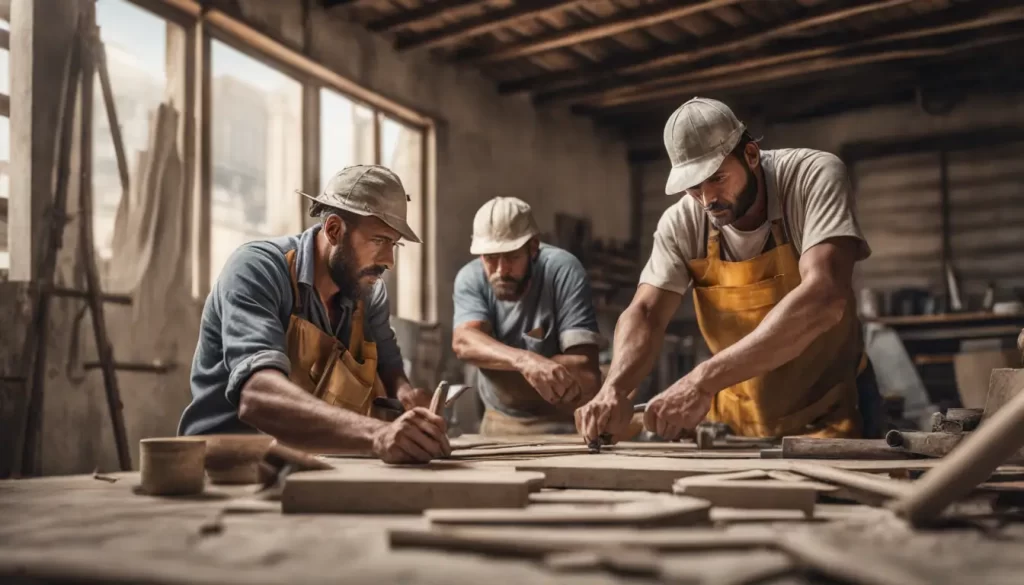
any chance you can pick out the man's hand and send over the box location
[518,352,581,404]
[643,376,713,440]
[574,389,634,444]
[371,408,451,464]
[396,386,433,411]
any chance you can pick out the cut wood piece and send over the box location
[781,437,912,460]
[516,454,945,492]
[449,444,594,459]
[673,480,820,515]
[710,508,816,523]
[425,497,711,527]
[282,468,545,514]
[788,463,913,501]
[777,532,931,585]
[886,430,969,458]
[674,470,769,485]
[388,526,779,557]
[982,368,1024,421]
[529,489,665,504]
[543,548,662,577]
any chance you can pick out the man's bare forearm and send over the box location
[552,353,601,401]
[602,304,667,399]
[238,370,386,454]
[452,326,530,371]
[693,278,846,395]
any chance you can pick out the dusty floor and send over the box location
[1,470,1023,585]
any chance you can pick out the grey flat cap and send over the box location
[300,165,421,243]
[663,97,746,195]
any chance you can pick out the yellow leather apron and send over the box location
[283,250,387,418]
[685,216,864,438]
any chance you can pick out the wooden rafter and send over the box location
[543,5,1024,105]
[395,0,582,52]
[460,0,746,65]
[498,0,914,95]
[591,31,1024,112]
[368,0,492,34]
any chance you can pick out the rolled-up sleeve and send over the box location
[551,252,602,351]
[453,261,492,329]
[217,244,293,406]
[366,279,405,374]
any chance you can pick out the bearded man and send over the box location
[179,165,450,464]
[576,97,884,444]
[452,197,603,435]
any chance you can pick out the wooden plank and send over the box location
[515,454,946,492]
[367,0,490,33]
[592,32,1024,110]
[777,532,931,585]
[450,444,595,459]
[499,0,914,96]
[781,437,912,460]
[529,489,666,504]
[388,526,778,556]
[983,368,1024,421]
[282,468,545,514]
[424,497,711,527]
[395,0,580,52]
[787,463,913,500]
[674,480,821,515]
[466,0,744,65]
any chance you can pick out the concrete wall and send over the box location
[1,0,631,475]
[636,91,1024,311]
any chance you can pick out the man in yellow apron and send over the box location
[576,97,884,443]
[179,165,450,464]
[452,197,603,435]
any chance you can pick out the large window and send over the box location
[209,40,303,283]
[94,0,182,262]
[381,116,425,321]
[320,88,374,191]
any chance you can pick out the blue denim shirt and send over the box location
[178,225,403,435]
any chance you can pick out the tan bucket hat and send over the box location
[663,97,746,195]
[470,197,539,255]
[299,165,421,243]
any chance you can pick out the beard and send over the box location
[706,162,758,227]
[489,261,532,302]
[327,235,386,300]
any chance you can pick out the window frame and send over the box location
[124,0,434,321]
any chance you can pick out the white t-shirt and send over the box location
[640,148,871,296]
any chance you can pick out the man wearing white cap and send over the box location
[452,197,603,435]
[577,97,883,443]
[180,165,450,464]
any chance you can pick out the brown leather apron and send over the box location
[685,211,865,438]
[284,250,387,418]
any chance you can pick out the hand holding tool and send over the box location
[587,402,649,451]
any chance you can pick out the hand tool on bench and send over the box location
[695,422,776,450]
[781,437,916,460]
[930,408,982,434]
[372,383,472,415]
[588,403,650,452]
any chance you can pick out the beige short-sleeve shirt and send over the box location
[640,148,871,296]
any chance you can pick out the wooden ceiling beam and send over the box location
[498,0,914,95]
[394,0,582,52]
[368,0,491,34]
[540,5,1024,105]
[459,0,746,65]
[590,31,1024,112]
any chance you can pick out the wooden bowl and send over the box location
[199,434,275,485]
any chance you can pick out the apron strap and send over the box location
[348,300,366,359]
[284,250,303,315]
[769,219,788,248]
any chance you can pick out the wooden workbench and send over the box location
[3,457,1024,585]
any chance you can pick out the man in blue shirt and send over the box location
[179,165,449,463]
[452,197,603,435]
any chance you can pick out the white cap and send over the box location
[663,97,746,195]
[469,197,539,255]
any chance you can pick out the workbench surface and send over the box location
[2,466,1023,585]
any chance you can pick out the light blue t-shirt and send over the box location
[453,244,601,418]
